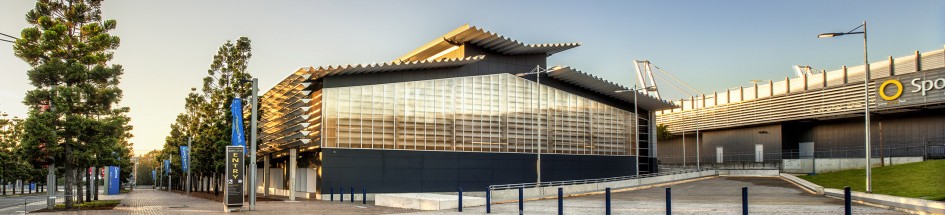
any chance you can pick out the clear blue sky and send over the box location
[1,0,942,155]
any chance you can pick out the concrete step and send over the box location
[375,193,485,211]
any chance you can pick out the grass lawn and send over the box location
[799,159,945,201]
[45,200,121,211]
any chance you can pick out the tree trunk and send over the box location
[93,167,99,200]
[64,147,75,208]
[213,172,219,196]
[85,168,91,201]
[76,169,83,203]
[11,181,15,194]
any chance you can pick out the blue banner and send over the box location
[151,170,156,182]
[179,146,189,172]
[164,159,170,174]
[230,98,247,153]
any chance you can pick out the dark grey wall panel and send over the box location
[797,109,945,152]
[658,124,782,163]
[320,148,635,193]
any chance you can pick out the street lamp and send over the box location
[516,65,555,184]
[239,78,259,210]
[616,85,657,175]
[818,21,871,193]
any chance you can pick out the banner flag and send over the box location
[230,98,247,153]
[164,159,170,174]
[179,146,189,172]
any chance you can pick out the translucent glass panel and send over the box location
[322,73,637,156]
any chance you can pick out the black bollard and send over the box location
[330,187,334,201]
[486,187,491,213]
[519,187,524,215]
[666,187,672,215]
[844,186,851,215]
[558,187,563,215]
[605,187,612,215]
[742,187,748,215]
[363,187,367,205]
[350,187,354,203]
[458,187,463,212]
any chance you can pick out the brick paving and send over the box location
[30,188,415,215]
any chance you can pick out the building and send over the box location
[655,46,945,173]
[256,24,675,198]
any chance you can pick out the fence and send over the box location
[488,168,708,191]
[18,194,74,213]
[659,142,944,171]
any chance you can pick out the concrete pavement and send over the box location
[396,177,905,215]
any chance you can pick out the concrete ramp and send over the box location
[375,193,485,210]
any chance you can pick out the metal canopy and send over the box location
[397,24,580,62]
[547,66,677,111]
[305,55,485,81]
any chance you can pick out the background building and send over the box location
[257,24,675,198]
[656,46,945,173]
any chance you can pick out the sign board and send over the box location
[107,166,120,195]
[224,146,245,209]
[876,68,945,108]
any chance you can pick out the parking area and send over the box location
[395,177,904,215]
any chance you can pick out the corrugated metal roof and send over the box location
[398,24,580,62]
[305,55,485,80]
[547,66,677,110]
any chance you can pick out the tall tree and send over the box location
[0,116,25,195]
[13,0,128,208]
[199,37,252,195]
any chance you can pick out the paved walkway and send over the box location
[31,188,414,215]
[28,177,906,214]
[396,177,905,215]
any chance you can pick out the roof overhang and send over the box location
[547,66,677,111]
[304,55,486,81]
[398,24,580,62]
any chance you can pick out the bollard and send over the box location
[558,187,563,215]
[363,187,367,205]
[844,187,851,215]
[518,187,524,215]
[458,187,463,212]
[340,187,344,202]
[742,187,748,215]
[330,187,334,202]
[665,187,672,215]
[486,187,491,214]
[350,187,354,203]
[605,187,612,215]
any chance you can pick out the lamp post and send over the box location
[516,66,554,184]
[240,78,259,210]
[616,85,657,175]
[818,21,871,193]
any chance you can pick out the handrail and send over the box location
[488,168,709,191]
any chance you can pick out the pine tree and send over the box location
[13,0,128,208]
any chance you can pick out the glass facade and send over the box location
[322,73,637,155]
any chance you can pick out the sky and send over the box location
[1,0,943,155]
